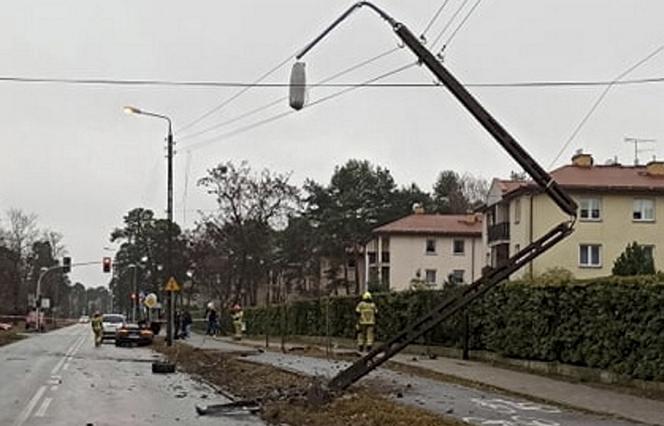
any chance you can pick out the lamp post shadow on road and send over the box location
[124,105,176,346]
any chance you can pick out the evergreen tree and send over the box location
[612,242,655,276]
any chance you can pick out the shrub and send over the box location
[244,276,664,381]
[613,242,655,276]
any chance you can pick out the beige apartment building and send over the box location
[365,212,483,291]
[485,152,664,279]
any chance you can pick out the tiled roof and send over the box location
[373,214,482,236]
[496,179,528,193]
[503,164,664,197]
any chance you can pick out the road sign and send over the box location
[164,277,181,292]
[40,298,50,309]
[144,293,158,309]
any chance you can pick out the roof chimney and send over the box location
[572,151,593,168]
[412,203,425,214]
[646,159,664,176]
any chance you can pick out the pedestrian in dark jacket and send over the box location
[181,310,192,339]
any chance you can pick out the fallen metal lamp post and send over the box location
[289,1,578,393]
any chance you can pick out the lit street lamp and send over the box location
[124,105,176,346]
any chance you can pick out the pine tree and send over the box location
[612,242,655,276]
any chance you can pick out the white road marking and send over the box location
[34,397,53,417]
[51,333,85,375]
[12,385,46,426]
[50,385,58,392]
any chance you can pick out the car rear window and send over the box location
[102,315,124,323]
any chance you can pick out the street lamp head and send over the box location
[123,105,142,115]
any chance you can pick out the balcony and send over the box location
[488,222,510,243]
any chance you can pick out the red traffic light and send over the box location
[102,257,112,273]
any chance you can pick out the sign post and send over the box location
[164,277,181,345]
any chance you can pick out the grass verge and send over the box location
[154,340,464,425]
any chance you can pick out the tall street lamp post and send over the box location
[124,106,175,346]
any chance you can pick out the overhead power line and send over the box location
[177,46,402,141]
[2,74,664,89]
[420,0,453,39]
[174,53,295,135]
[548,43,664,168]
[430,0,471,49]
[183,62,418,152]
[441,0,483,51]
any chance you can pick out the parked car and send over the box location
[25,310,45,331]
[115,323,154,347]
[101,314,126,341]
[78,315,90,323]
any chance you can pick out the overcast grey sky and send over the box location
[2,0,664,289]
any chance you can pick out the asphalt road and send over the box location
[242,351,641,426]
[187,335,644,426]
[0,324,263,426]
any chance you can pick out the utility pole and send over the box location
[625,137,656,165]
[166,122,175,347]
[124,106,175,346]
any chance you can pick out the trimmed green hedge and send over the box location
[242,276,664,381]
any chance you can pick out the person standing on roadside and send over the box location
[91,311,103,347]
[355,292,377,352]
[206,302,218,336]
[181,309,192,339]
[231,304,244,340]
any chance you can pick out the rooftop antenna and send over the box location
[624,137,656,165]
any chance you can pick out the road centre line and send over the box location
[12,385,46,426]
[34,397,52,418]
[51,333,85,375]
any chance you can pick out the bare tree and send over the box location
[42,229,67,259]
[2,209,39,312]
[196,161,300,306]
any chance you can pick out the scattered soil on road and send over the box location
[154,340,463,425]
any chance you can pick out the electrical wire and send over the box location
[4,73,664,89]
[548,43,664,168]
[440,0,483,51]
[183,62,418,152]
[420,0,452,40]
[430,0,471,49]
[177,47,401,141]
[175,53,295,136]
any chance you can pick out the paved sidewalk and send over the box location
[393,355,664,426]
[185,334,664,426]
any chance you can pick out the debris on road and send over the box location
[154,341,461,425]
[151,361,176,374]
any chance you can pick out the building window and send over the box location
[381,267,390,287]
[368,252,377,264]
[425,269,437,284]
[426,239,436,254]
[381,252,390,264]
[453,239,465,255]
[451,269,465,283]
[579,244,601,267]
[514,198,521,224]
[633,199,655,222]
[643,245,655,260]
[579,197,601,221]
